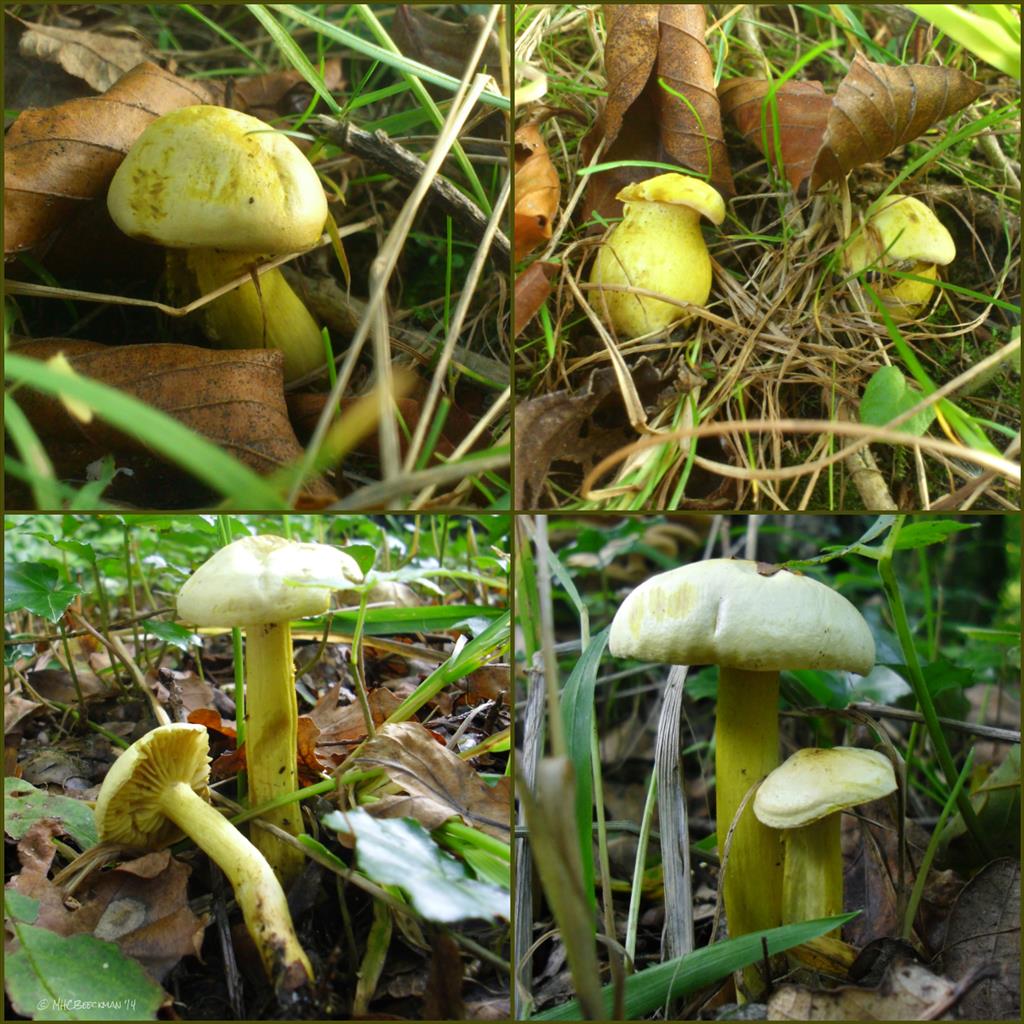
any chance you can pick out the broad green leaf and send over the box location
[4,920,165,1020]
[4,778,98,850]
[323,808,508,923]
[4,562,82,622]
[860,366,936,436]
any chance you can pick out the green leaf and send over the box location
[939,746,1020,869]
[5,890,40,924]
[4,778,98,850]
[3,920,165,1020]
[560,629,609,917]
[907,3,1021,78]
[860,366,936,437]
[324,603,504,636]
[892,520,979,549]
[531,913,858,1020]
[143,620,201,652]
[3,562,82,622]
[322,808,508,923]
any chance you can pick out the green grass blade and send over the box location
[269,3,509,110]
[531,913,857,1020]
[246,5,342,113]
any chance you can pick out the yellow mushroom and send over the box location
[844,195,956,321]
[590,173,725,338]
[108,106,328,382]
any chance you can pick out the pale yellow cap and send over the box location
[108,106,327,253]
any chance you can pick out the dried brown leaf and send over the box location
[308,684,403,763]
[17,20,153,93]
[601,4,660,147]
[810,55,984,190]
[514,125,561,262]
[391,4,500,77]
[513,363,661,508]
[652,6,733,194]
[941,859,1020,1021]
[356,721,510,841]
[768,956,960,1020]
[9,825,206,983]
[588,3,733,218]
[718,77,831,192]
[4,62,210,254]
[10,340,334,501]
[513,262,557,338]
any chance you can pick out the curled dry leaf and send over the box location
[355,721,511,841]
[16,18,153,93]
[514,124,561,262]
[718,78,832,192]
[11,823,206,983]
[513,361,661,508]
[4,61,210,254]
[391,4,500,77]
[812,54,984,190]
[719,56,983,193]
[584,4,733,221]
[513,261,558,338]
[10,340,334,502]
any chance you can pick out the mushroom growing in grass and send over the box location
[590,172,725,338]
[609,559,875,942]
[177,534,363,884]
[843,195,956,321]
[754,746,897,933]
[95,723,312,993]
[107,105,328,382]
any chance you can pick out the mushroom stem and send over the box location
[245,620,306,885]
[781,814,843,933]
[716,667,783,938]
[187,249,326,382]
[157,779,312,986]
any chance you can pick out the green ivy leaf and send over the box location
[3,562,82,623]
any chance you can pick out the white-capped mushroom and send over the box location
[609,558,875,941]
[177,534,362,883]
[754,746,897,931]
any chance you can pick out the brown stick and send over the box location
[316,117,510,271]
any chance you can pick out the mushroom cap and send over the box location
[753,746,897,829]
[616,173,725,226]
[95,723,210,849]
[108,105,327,253]
[845,195,955,273]
[177,534,364,628]
[608,558,875,674]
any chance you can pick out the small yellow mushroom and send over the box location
[590,173,725,338]
[844,195,956,321]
